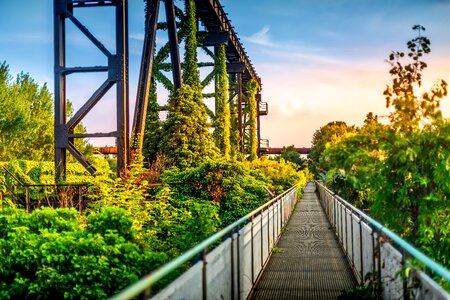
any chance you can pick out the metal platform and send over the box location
[250,182,357,300]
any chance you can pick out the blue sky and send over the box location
[1,0,450,147]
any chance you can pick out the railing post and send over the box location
[26,186,30,212]
[350,207,354,268]
[202,248,208,300]
[230,230,235,299]
[260,209,263,268]
[251,214,254,283]
[345,206,348,255]
[237,224,241,300]
[359,216,364,282]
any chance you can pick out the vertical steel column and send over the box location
[116,0,129,175]
[132,0,160,152]
[54,0,67,181]
[53,0,129,180]
[164,0,182,89]
[236,73,243,152]
[256,93,261,156]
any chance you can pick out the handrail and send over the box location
[110,185,297,300]
[315,181,450,283]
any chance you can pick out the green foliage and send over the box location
[337,285,380,300]
[161,159,269,226]
[229,76,243,160]
[320,26,450,271]
[243,80,259,160]
[160,85,217,168]
[213,44,231,158]
[142,79,162,165]
[308,121,355,177]
[248,157,312,195]
[0,207,167,299]
[0,62,53,161]
[277,145,308,170]
[182,0,200,88]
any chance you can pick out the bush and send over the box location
[0,207,167,299]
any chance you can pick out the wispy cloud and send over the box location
[129,33,144,41]
[243,25,274,47]
[243,26,342,65]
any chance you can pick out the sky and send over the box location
[1,0,450,148]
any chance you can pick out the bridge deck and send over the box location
[250,182,357,300]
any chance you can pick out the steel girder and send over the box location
[131,0,182,153]
[54,0,129,180]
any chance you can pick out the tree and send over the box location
[275,145,307,170]
[0,62,53,161]
[320,26,450,268]
[308,121,355,177]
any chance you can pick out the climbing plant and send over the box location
[229,76,242,159]
[142,78,162,166]
[213,44,231,158]
[243,79,259,160]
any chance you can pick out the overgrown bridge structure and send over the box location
[53,0,269,180]
[50,1,450,300]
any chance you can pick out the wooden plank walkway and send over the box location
[250,182,357,300]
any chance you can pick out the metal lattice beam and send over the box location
[53,0,129,180]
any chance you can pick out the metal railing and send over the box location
[111,185,298,300]
[315,181,450,299]
[0,165,90,211]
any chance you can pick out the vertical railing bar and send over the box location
[267,204,270,255]
[26,186,30,212]
[351,207,354,268]
[237,224,241,300]
[272,202,275,246]
[280,196,283,228]
[345,205,348,255]
[202,248,208,300]
[359,215,364,283]
[251,214,254,283]
[371,227,376,286]
[230,230,235,299]
[377,230,382,295]
[261,208,264,268]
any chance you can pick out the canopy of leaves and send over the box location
[320,26,450,271]
[0,62,53,161]
[308,121,355,176]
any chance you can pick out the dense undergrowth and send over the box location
[0,156,310,299]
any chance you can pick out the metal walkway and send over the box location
[250,182,357,300]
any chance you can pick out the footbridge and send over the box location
[111,182,450,300]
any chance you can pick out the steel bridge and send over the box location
[53,0,273,180]
[111,182,450,300]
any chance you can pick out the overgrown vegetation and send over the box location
[310,26,450,273]
[0,0,313,298]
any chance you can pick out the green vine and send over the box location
[243,79,259,160]
[213,44,231,158]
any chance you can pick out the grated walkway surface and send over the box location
[250,182,357,300]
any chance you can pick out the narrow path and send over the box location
[250,182,357,300]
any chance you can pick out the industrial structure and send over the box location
[53,0,268,180]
